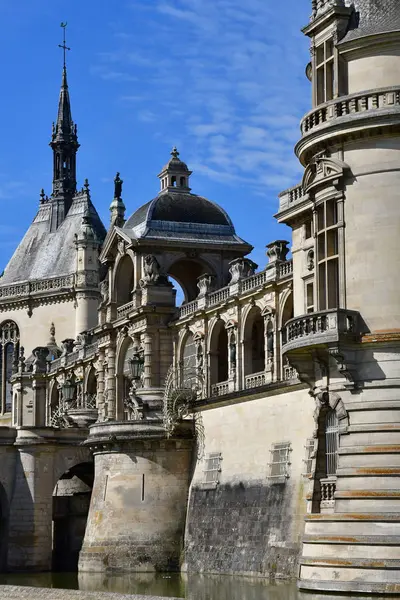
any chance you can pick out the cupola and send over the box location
[158,147,192,193]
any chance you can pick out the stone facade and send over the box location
[0,1,398,595]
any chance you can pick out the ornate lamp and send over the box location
[129,347,144,381]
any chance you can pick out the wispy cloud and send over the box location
[95,0,309,198]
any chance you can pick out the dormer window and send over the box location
[316,38,334,105]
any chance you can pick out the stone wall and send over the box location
[183,386,314,578]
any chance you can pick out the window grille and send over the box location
[201,452,222,488]
[302,438,316,476]
[326,410,339,476]
[268,442,291,478]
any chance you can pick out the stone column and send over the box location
[106,345,116,420]
[227,327,237,393]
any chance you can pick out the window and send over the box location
[201,452,222,489]
[326,409,339,476]
[316,39,334,105]
[0,321,19,414]
[268,442,291,478]
[303,438,316,476]
[316,199,339,311]
[305,220,313,240]
[306,281,314,313]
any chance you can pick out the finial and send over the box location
[114,172,123,199]
[40,189,46,203]
[171,146,179,159]
[84,178,90,193]
[58,22,70,69]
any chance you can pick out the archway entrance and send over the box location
[52,462,94,571]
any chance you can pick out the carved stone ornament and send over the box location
[61,338,75,356]
[307,248,315,271]
[266,240,290,264]
[302,157,350,195]
[140,255,169,287]
[117,240,126,256]
[32,346,50,374]
[228,258,258,284]
[197,273,215,298]
[100,278,109,303]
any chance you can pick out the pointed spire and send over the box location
[49,23,79,230]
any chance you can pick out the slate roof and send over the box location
[340,0,400,43]
[123,191,250,247]
[0,193,106,285]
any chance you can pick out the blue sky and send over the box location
[0,0,311,272]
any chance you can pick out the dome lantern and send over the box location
[157,147,192,193]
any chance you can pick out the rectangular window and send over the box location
[315,39,335,105]
[201,452,222,488]
[317,199,340,311]
[303,438,316,477]
[268,442,291,479]
[305,220,313,240]
[306,282,314,313]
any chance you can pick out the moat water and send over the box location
[0,572,336,599]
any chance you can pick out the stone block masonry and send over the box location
[0,586,178,600]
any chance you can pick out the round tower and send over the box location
[277,0,400,594]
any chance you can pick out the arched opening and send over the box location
[114,255,135,308]
[117,337,145,421]
[210,320,228,386]
[85,367,97,409]
[280,292,294,380]
[170,276,185,306]
[312,406,339,514]
[171,176,177,187]
[168,258,215,303]
[243,307,265,376]
[52,461,94,572]
[181,331,197,388]
[49,382,60,426]
[0,321,19,414]
[180,176,186,187]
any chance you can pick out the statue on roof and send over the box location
[114,172,123,199]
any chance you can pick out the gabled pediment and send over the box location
[302,156,350,195]
[99,226,136,263]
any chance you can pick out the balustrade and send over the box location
[179,299,199,318]
[211,381,229,397]
[0,273,75,300]
[301,86,400,135]
[116,300,135,318]
[208,287,229,306]
[245,372,266,389]
[320,477,336,513]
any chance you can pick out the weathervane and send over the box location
[58,22,70,68]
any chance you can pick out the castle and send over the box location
[0,0,399,594]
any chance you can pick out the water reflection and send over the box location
[0,571,367,599]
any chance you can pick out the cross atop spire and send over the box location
[58,22,70,68]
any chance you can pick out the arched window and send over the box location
[0,321,19,414]
[243,307,265,376]
[312,405,339,513]
[210,320,228,386]
[181,332,197,387]
[114,255,134,308]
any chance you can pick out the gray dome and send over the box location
[341,0,400,43]
[123,191,250,247]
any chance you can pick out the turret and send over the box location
[74,180,101,336]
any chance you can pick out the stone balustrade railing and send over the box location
[0,273,75,300]
[211,381,229,397]
[208,286,229,307]
[278,183,308,212]
[283,364,298,381]
[245,371,266,389]
[116,300,136,319]
[49,341,99,373]
[178,260,293,319]
[320,477,336,513]
[282,308,360,352]
[301,86,400,136]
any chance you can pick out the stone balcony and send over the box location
[296,86,400,164]
[282,309,361,353]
